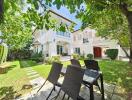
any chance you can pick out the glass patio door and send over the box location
[57,45,63,55]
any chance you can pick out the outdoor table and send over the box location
[61,67,104,100]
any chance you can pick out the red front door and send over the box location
[93,47,102,58]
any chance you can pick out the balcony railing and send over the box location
[56,32,70,38]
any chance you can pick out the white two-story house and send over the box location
[32,10,129,59]
[72,27,128,59]
[32,10,74,57]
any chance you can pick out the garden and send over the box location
[0,0,132,99]
[0,50,132,99]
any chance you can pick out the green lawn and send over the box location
[99,60,132,92]
[32,60,132,93]
[0,61,31,99]
[0,60,132,99]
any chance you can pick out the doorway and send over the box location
[57,45,63,55]
[93,47,102,58]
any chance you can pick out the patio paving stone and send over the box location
[19,76,126,100]
[29,77,46,88]
[19,68,126,100]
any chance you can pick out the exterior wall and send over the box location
[32,11,73,57]
[33,10,129,58]
[49,12,72,26]
[93,39,119,58]
[33,29,73,56]
[118,46,130,57]
[72,27,95,56]
[72,27,128,58]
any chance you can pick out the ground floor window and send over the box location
[75,48,80,54]
[57,45,63,55]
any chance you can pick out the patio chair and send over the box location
[37,62,63,100]
[84,60,100,71]
[55,65,85,100]
[70,59,81,67]
[84,60,101,92]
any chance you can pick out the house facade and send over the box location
[72,27,128,58]
[32,10,74,57]
[32,10,128,59]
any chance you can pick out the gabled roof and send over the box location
[48,9,76,24]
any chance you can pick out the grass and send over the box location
[99,60,132,92]
[30,60,132,93]
[0,59,131,99]
[0,61,31,99]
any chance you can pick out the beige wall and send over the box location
[72,27,127,58]
[72,27,95,56]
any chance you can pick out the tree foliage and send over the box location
[0,0,74,50]
[46,0,132,62]
[1,0,132,62]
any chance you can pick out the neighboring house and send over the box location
[32,10,74,57]
[72,27,129,58]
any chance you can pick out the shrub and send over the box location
[30,57,43,63]
[8,49,32,60]
[105,49,118,60]
[87,54,94,60]
[45,55,61,64]
[45,57,53,64]
[62,53,68,56]
[31,51,43,58]
[79,55,85,60]
[30,51,43,63]
[72,53,80,60]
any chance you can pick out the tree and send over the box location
[1,0,132,63]
[43,0,132,63]
[0,0,4,23]
[0,0,73,50]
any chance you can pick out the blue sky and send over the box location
[50,6,82,30]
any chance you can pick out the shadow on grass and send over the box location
[19,60,41,68]
[0,86,22,100]
[99,60,132,92]
[0,65,16,74]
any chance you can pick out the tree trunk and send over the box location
[0,0,4,23]
[127,12,132,63]
[119,3,132,63]
[119,43,130,58]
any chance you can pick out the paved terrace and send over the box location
[18,70,125,100]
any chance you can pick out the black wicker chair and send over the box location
[55,65,85,100]
[84,60,101,92]
[84,60,100,71]
[37,62,63,100]
[70,59,81,67]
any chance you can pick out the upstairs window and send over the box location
[83,38,89,43]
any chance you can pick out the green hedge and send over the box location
[105,49,118,60]
[87,54,94,60]
[72,53,80,60]
[0,45,8,64]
